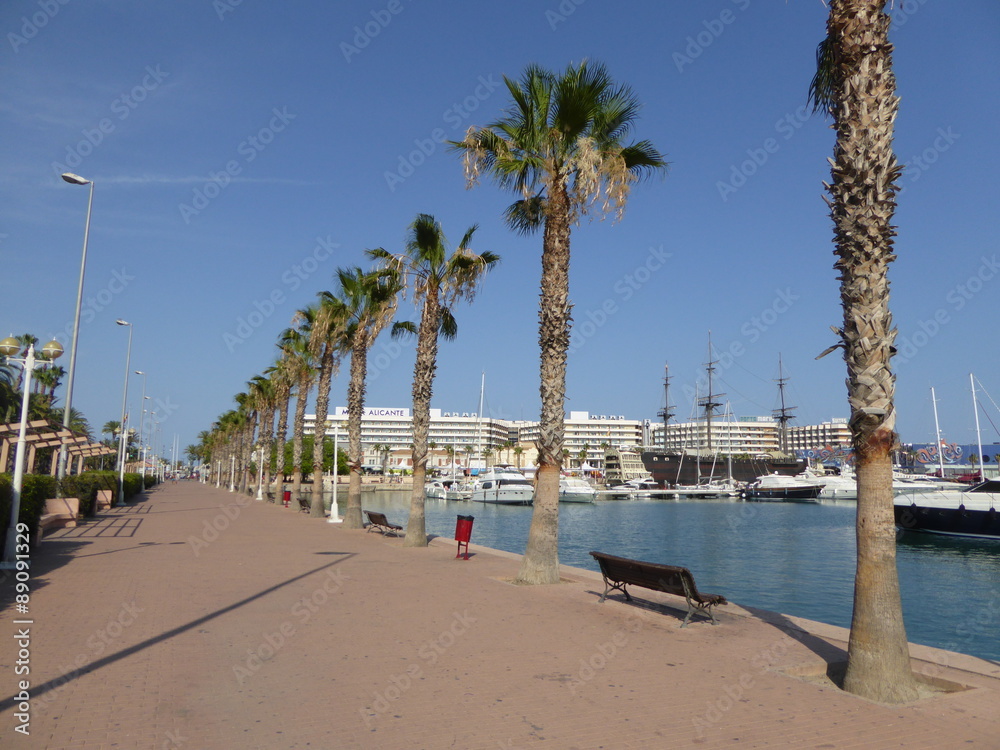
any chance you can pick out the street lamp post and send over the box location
[1,337,64,567]
[115,320,133,506]
[58,172,94,482]
[134,370,146,478]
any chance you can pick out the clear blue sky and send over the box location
[2,1,998,458]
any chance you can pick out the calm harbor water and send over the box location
[349,490,1000,663]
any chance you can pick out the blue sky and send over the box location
[2,0,998,458]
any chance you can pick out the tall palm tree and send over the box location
[326,265,403,528]
[266,359,293,499]
[810,0,917,703]
[452,60,666,583]
[278,320,316,507]
[304,294,345,517]
[369,214,500,547]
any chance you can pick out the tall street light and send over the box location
[115,319,133,506]
[58,172,94,482]
[134,370,147,478]
[1,337,64,568]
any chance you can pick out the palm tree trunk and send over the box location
[404,292,440,547]
[343,337,368,529]
[259,404,274,499]
[273,385,290,500]
[517,177,571,585]
[827,0,917,703]
[291,373,309,506]
[311,346,334,517]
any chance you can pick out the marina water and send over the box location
[351,491,1000,663]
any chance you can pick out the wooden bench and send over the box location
[298,496,311,513]
[364,510,402,537]
[590,551,727,627]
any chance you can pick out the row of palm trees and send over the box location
[193,214,499,538]
[199,6,916,703]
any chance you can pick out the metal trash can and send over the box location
[455,515,474,560]
[282,490,291,508]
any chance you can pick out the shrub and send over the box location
[0,473,58,544]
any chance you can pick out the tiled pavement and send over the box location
[1,482,998,749]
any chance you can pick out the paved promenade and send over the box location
[2,482,998,749]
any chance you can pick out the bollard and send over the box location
[455,515,474,560]
[283,490,291,508]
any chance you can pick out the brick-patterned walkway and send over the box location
[2,482,998,749]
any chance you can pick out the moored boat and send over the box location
[741,473,822,502]
[557,476,597,503]
[894,479,1000,539]
[471,465,534,505]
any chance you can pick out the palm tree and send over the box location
[809,0,918,703]
[267,359,293,499]
[279,320,316,507]
[303,296,345,517]
[327,265,404,528]
[452,60,666,584]
[369,213,500,547]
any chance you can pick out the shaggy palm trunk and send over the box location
[258,405,274,499]
[404,291,441,547]
[272,386,290,501]
[239,414,256,495]
[517,177,571,585]
[827,0,917,703]
[311,347,334,517]
[291,373,309,506]
[343,338,368,529]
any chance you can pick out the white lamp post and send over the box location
[134,370,147,478]
[328,423,341,523]
[115,320,133,506]
[1,337,64,567]
[57,172,94,482]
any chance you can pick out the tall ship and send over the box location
[641,351,806,487]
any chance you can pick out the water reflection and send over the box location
[339,490,999,661]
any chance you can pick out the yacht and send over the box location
[471,465,534,505]
[557,476,597,503]
[894,479,1000,539]
[741,473,822,502]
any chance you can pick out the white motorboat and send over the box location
[424,480,448,500]
[471,465,534,505]
[894,479,1000,539]
[741,473,822,502]
[557,476,597,503]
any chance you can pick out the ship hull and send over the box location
[641,451,806,487]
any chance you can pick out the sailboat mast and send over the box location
[699,334,724,453]
[475,371,485,467]
[772,355,796,453]
[931,386,946,477]
[971,373,984,481]
[657,363,675,452]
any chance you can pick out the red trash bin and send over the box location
[455,515,474,560]
[282,490,291,508]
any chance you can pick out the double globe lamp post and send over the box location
[0,337,64,568]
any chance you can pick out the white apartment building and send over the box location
[652,416,852,454]
[516,411,645,469]
[786,418,852,451]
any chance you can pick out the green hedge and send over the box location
[58,471,120,516]
[0,473,59,544]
